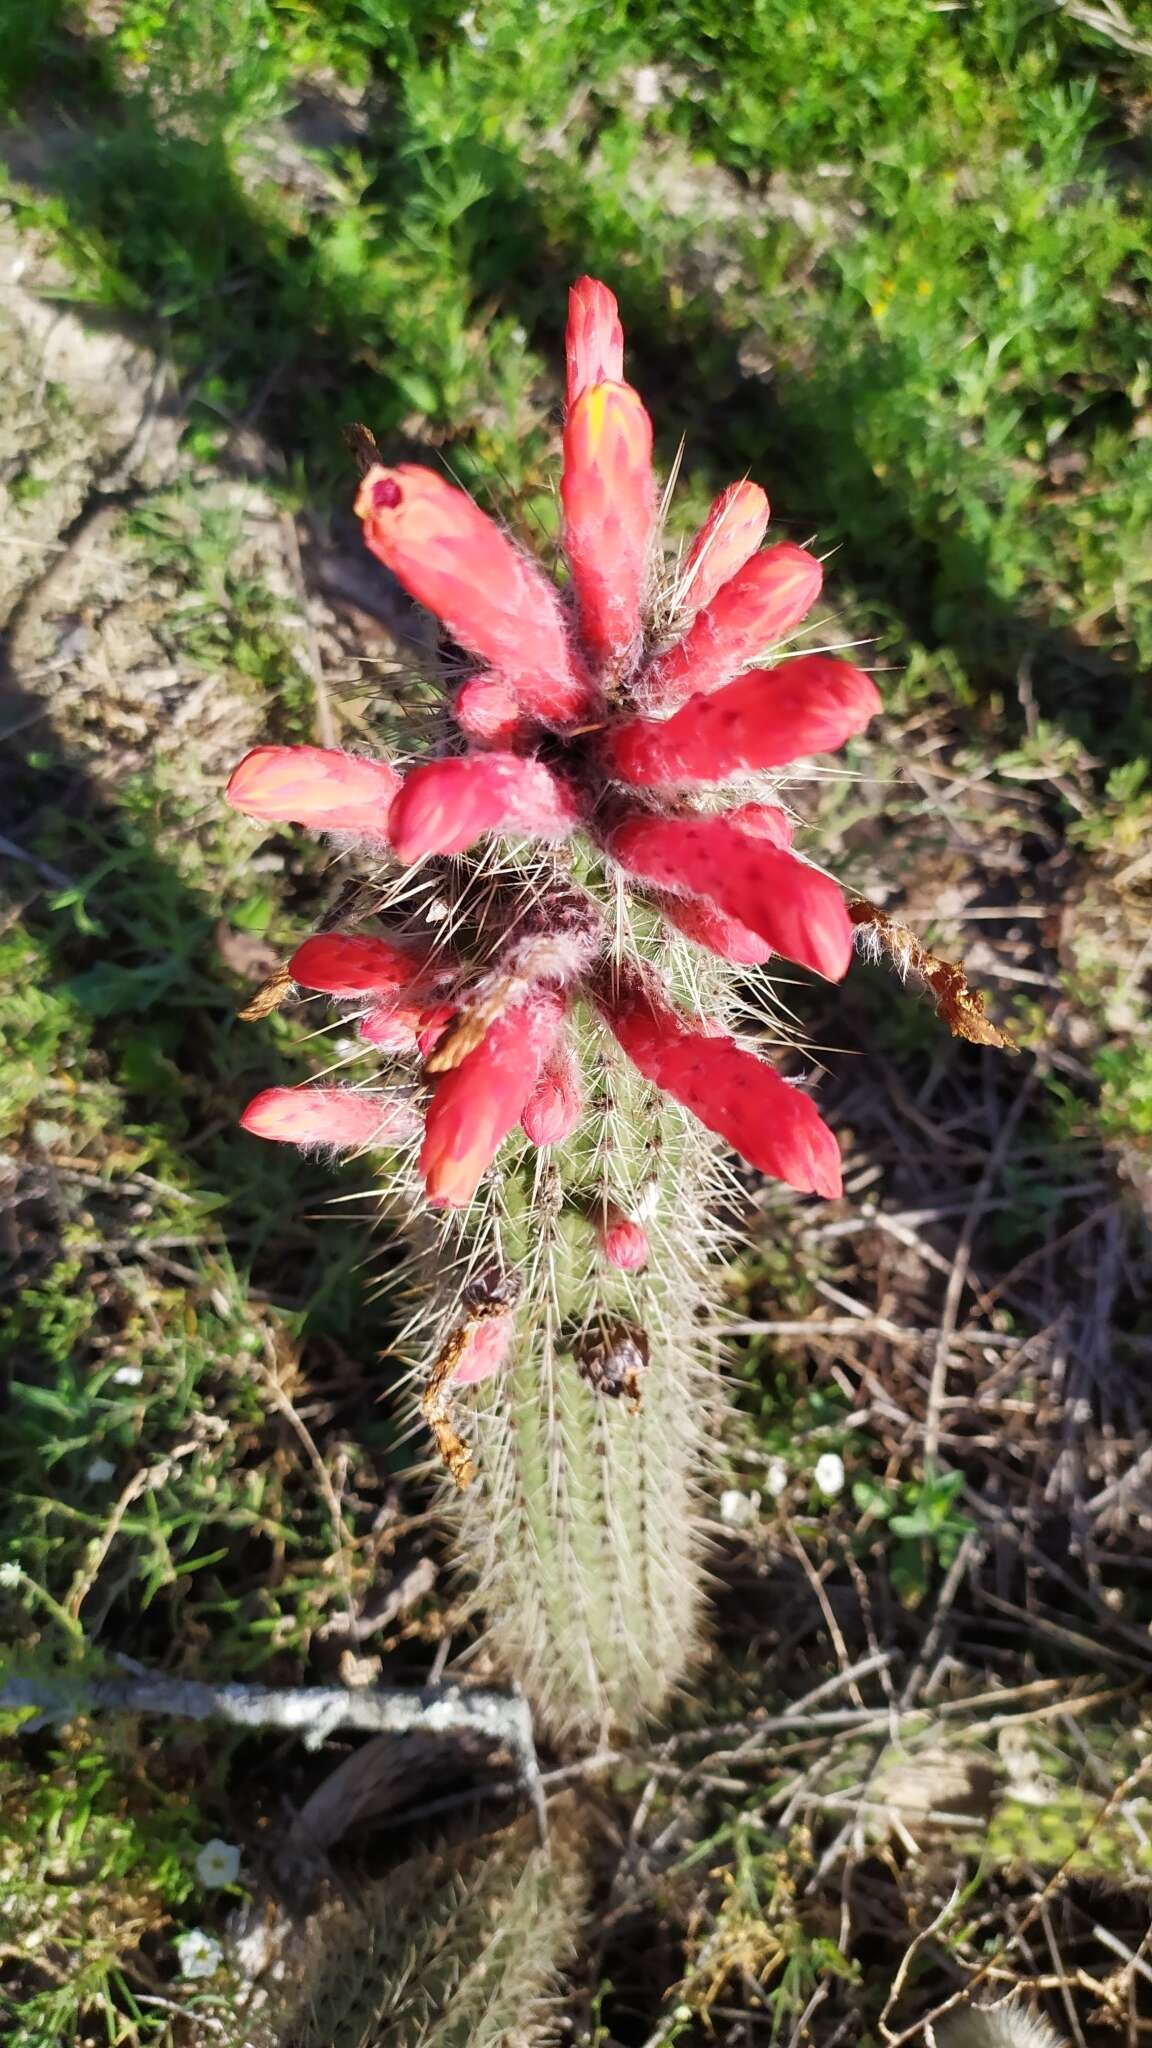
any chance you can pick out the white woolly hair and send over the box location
[934,2000,1066,2048]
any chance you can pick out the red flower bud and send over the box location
[226,746,399,833]
[726,802,793,846]
[562,380,656,664]
[521,1038,583,1145]
[679,482,770,613]
[240,1087,419,1149]
[656,893,774,966]
[389,752,579,864]
[610,812,853,981]
[290,932,430,998]
[607,655,881,787]
[420,989,566,1208]
[355,464,591,726]
[603,986,842,1199]
[598,1205,650,1270]
[453,674,527,745]
[644,544,823,709]
[566,276,624,406]
[449,1312,516,1387]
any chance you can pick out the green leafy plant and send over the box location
[854,1470,976,1606]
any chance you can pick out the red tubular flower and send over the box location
[610,813,854,981]
[240,1087,420,1149]
[450,1312,516,1387]
[644,544,824,709]
[562,380,656,664]
[566,276,624,405]
[226,746,399,833]
[521,1039,583,1145]
[652,812,794,958]
[607,656,881,787]
[355,465,591,727]
[598,1206,650,1271]
[453,674,527,745]
[290,932,430,997]
[679,482,770,613]
[604,985,842,1199]
[420,990,566,1208]
[389,752,579,864]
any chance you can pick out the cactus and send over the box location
[279,1817,585,2048]
[227,279,879,1741]
[934,2003,1065,2048]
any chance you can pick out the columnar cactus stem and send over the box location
[226,280,882,1742]
[282,1817,585,2047]
[430,958,725,1737]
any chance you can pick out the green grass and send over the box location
[1,0,1150,2038]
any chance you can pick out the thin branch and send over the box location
[0,1666,546,1841]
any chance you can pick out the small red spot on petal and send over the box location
[372,477,402,509]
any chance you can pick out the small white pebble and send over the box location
[111,1365,144,1386]
[176,1929,224,1979]
[85,1458,116,1484]
[764,1457,789,1498]
[195,1839,242,1889]
[814,1452,845,1497]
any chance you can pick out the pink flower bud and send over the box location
[290,932,430,998]
[644,544,823,709]
[240,1087,419,1149]
[453,674,527,745]
[226,746,399,834]
[598,1205,650,1271]
[449,1312,515,1387]
[566,276,624,406]
[561,380,655,664]
[603,985,842,1199]
[610,812,853,981]
[389,752,580,863]
[607,656,881,787]
[521,1039,583,1145]
[420,990,566,1208]
[679,482,770,613]
[360,1002,422,1052]
[355,464,591,727]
